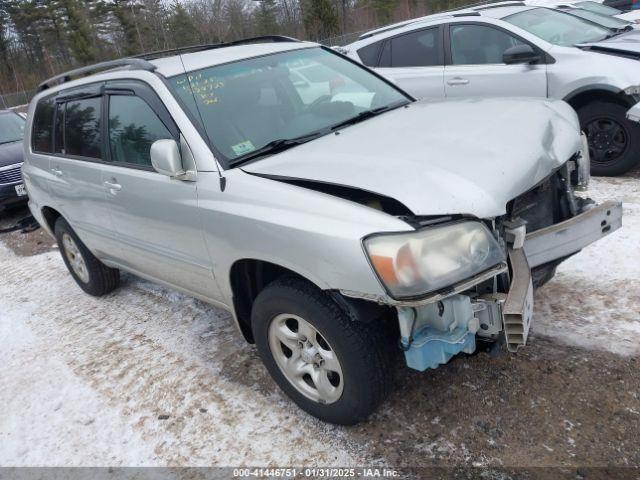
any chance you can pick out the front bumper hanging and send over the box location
[523,201,623,268]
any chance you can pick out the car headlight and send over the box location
[624,86,640,96]
[364,221,505,298]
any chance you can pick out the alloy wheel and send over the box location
[62,233,89,283]
[268,313,344,404]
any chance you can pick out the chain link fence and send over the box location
[0,88,36,110]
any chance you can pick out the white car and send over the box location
[528,0,640,21]
[530,0,640,29]
[344,3,640,175]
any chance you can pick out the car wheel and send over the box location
[578,101,640,176]
[54,217,120,296]
[531,261,558,289]
[251,276,394,425]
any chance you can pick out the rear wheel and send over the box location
[578,101,640,176]
[54,217,120,296]
[251,277,394,425]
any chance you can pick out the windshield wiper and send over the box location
[599,26,632,40]
[230,101,409,166]
[0,139,21,145]
[231,130,329,165]
[329,101,409,132]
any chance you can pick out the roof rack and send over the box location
[473,1,526,10]
[38,58,156,92]
[136,35,300,61]
[38,36,300,92]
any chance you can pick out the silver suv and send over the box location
[22,37,621,424]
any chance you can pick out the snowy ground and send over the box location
[0,174,638,468]
[534,175,640,356]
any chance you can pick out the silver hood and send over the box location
[578,32,640,56]
[243,97,582,219]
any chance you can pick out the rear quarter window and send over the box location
[32,98,55,153]
[357,42,383,67]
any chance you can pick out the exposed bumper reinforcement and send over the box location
[503,248,533,353]
[523,201,622,269]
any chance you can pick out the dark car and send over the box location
[0,110,27,210]
[603,0,640,12]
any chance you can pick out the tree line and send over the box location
[0,0,473,95]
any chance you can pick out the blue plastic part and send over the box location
[402,326,476,372]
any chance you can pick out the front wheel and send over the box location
[578,101,640,176]
[251,277,394,425]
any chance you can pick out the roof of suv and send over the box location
[37,36,317,92]
[356,3,537,41]
[150,41,315,77]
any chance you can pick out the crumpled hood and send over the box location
[243,97,581,219]
[578,32,640,56]
[0,140,23,168]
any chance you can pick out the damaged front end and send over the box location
[350,142,622,371]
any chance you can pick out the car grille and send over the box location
[0,164,23,185]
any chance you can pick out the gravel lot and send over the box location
[0,172,639,473]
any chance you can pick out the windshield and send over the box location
[567,7,632,28]
[505,7,611,45]
[169,47,409,166]
[574,1,623,16]
[0,112,25,144]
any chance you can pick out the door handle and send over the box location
[104,179,122,193]
[447,77,470,86]
[51,167,63,176]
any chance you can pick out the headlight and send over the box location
[624,86,640,96]
[364,221,505,298]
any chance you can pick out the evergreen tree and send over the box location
[61,0,97,63]
[254,0,279,35]
[302,0,339,41]
[168,2,200,47]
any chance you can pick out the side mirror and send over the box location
[150,139,184,177]
[503,44,541,65]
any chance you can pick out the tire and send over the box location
[531,262,558,289]
[54,217,120,296]
[251,276,394,425]
[577,101,640,176]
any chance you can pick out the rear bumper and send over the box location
[523,201,623,268]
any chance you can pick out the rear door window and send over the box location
[108,95,173,168]
[388,28,442,67]
[54,103,64,154]
[64,97,102,159]
[32,98,55,153]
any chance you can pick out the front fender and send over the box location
[196,169,413,308]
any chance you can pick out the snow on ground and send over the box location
[0,174,637,466]
[0,244,363,466]
[532,176,640,355]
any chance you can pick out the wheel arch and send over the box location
[228,259,325,343]
[564,85,635,112]
[228,258,390,343]
[40,206,62,234]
